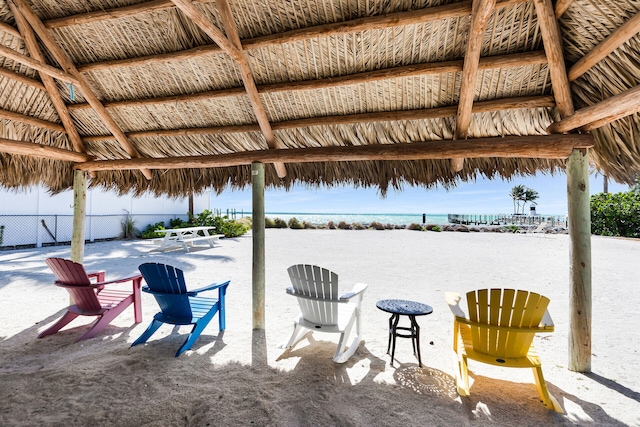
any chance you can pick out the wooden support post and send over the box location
[252,162,265,330]
[566,148,592,372]
[70,170,87,263]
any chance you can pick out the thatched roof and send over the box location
[0,0,638,196]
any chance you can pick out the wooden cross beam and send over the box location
[0,138,91,162]
[170,0,287,178]
[75,0,526,73]
[75,134,595,172]
[80,95,555,142]
[547,84,640,133]
[8,3,85,155]
[452,0,496,172]
[69,51,548,112]
[568,11,640,82]
[9,0,153,180]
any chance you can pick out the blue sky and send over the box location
[211,172,630,215]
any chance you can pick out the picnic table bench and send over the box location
[156,226,224,252]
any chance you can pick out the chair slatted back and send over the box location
[466,289,549,359]
[288,264,339,325]
[139,263,192,320]
[46,258,101,312]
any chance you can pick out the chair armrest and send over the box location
[95,274,143,287]
[87,270,106,282]
[188,279,230,295]
[446,292,467,319]
[339,283,368,301]
[540,310,554,331]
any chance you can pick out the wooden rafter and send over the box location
[554,0,574,18]
[44,0,209,29]
[8,3,85,155]
[534,0,574,118]
[547,85,640,133]
[568,11,640,82]
[170,0,287,178]
[76,0,526,73]
[0,107,65,133]
[0,67,46,91]
[0,44,80,85]
[452,0,497,172]
[0,137,90,162]
[81,96,555,142]
[8,0,153,180]
[69,51,547,112]
[75,134,594,172]
[0,21,21,39]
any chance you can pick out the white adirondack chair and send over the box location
[281,264,368,363]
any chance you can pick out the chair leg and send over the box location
[38,311,79,338]
[131,319,163,347]
[532,366,564,413]
[456,354,470,396]
[176,320,209,357]
[280,323,307,350]
[333,312,359,363]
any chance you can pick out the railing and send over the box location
[0,213,188,250]
[448,214,567,227]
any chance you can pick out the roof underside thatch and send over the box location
[0,0,638,197]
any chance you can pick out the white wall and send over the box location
[0,186,211,215]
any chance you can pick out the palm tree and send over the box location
[509,185,525,214]
[522,188,539,214]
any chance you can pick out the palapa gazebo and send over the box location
[0,0,639,374]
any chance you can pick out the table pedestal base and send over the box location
[386,313,422,367]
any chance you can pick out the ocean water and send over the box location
[263,212,449,226]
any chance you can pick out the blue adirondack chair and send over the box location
[132,263,230,357]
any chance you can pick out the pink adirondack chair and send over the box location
[38,258,143,341]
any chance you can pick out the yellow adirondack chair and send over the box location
[446,289,562,412]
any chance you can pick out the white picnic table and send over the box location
[155,226,224,252]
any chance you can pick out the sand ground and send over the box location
[1,229,639,426]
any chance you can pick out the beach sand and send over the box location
[1,229,639,426]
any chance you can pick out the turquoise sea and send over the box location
[263,212,449,226]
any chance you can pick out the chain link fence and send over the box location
[0,213,189,250]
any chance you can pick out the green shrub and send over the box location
[265,217,276,228]
[591,191,640,238]
[431,225,442,232]
[274,218,288,228]
[503,225,519,233]
[170,217,190,228]
[288,217,304,229]
[407,223,424,231]
[218,219,250,238]
[141,222,167,239]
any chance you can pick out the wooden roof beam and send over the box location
[452,0,496,172]
[554,0,574,18]
[0,21,21,39]
[9,0,153,180]
[70,51,547,112]
[568,11,640,82]
[547,84,640,133]
[75,133,594,172]
[534,0,575,118]
[0,44,80,85]
[170,0,286,178]
[77,0,526,73]
[8,2,85,156]
[44,0,210,29]
[0,137,90,162]
[81,95,555,142]
[0,107,66,133]
[0,67,46,91]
